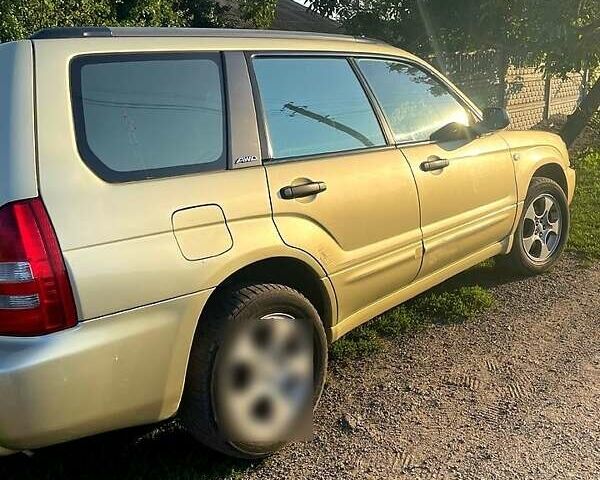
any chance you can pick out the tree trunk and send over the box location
[560,76,600,147]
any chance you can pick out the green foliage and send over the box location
[568,150,600,260]
[330,284,494,361]
[370,306,416,337]
[0,0,278,42]
[410,285,494,323]
[239,0,277,29]
[330,327,384,361]
[530,0,600,76]
[117,0,187,27]
[0,0,115,42]
[177,0,233,28]
[591,111,600,132]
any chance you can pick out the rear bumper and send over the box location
[0,290,210,451]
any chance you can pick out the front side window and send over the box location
[357,59,472,144]
[71,53,226,182]
[252,57,386,160]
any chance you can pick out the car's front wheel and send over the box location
[503,176,570,275]
[181,283,328,459]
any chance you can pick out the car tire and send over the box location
[502,176,570,275]
[180,283,328,459]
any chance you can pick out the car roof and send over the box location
[28,27,420,74]
[30,27,382,44]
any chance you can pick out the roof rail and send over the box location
[30,27,112,39]
[30,27,381,44]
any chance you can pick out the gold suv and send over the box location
[0,27,575,458]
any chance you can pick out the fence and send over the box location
[431,51,588,130]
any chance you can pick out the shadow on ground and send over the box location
[0,421,254,480]
[0,260,538,480]
[439,259,524,291]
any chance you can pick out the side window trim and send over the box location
[223,52,262,169]
[245,52,274,161]
[352,55,482,147]
[246,52,392,163]
[347,57,396,146]
[70,51,228,183]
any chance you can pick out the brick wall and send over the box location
[505,66,584,130]
[432,51,587,130]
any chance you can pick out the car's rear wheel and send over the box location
[181,283,327,459]
[503,177,569,275]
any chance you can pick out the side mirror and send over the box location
[479,107,510,132]
[430,122,476,143]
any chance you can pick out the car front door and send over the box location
[250,55,423,322]
[357,58,517,278]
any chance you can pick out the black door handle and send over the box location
[280,181,327,200]
[420,157,450,172]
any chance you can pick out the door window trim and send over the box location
[351,55,483,148]
[245,51,483,162]
[245,52,394,164]
[70,51,228,183]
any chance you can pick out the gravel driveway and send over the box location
[244,256,600,480]
[2,256,599,480]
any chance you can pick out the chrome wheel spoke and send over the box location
[548,219,560,235]
[522,234,537,254]
[542,196,554,217]
[539,237,551,260]
[524,203,538,222]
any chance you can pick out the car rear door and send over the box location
[250,54,423,322]
[356,58,517,278]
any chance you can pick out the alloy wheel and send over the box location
[521,193,562,263]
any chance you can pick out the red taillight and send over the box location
[0,198,77,336]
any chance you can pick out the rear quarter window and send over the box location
[71,53,226,182]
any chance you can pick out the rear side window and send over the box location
[357,59,471,144]
[252,57,386,160]
[71,53,226,182]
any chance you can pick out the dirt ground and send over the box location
[243,255,600,480]
[2,255,599,480]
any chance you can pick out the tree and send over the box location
[116,0,187,27]
[239,0,278,29]
[0,0,278,42]
[307,0,600,146]
[0,0,116,41]
[531,0,600,146]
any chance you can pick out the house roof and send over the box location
[272,0,341,33]
[216,0,340,33]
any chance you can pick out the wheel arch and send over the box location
[200,256,336,339]
[532,162,568,198]
[513,147,571,203]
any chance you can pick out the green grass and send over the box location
[331,285,494,361]
[567,149,600,260]
[410,285,494,323]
